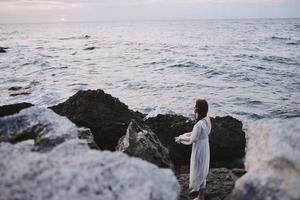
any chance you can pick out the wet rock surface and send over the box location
[116,119,174,169]
[0,102,33,117]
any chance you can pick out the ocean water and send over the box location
[0,19,299,124]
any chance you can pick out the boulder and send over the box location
[230,118,300,200]
[210,116,246,161]
[0,102,33,117]
[0,106,77,151]
[116,119,174,169]
[145,114,246,168]
[49,89,245,168]
[0,139,180,200]
[50,89,143,150]
[145,114,194,167]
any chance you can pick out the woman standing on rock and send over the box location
[175,99,211,200]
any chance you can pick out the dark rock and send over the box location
[49,89,143,150]
[177,168,237,200]
[145,114,194,167]
[0,106,77,151]
[9,92,31,96]
[116,119,174,169]
[8,86,23,91]
[0,47,8,53]
[84,47,96,50]
[0,102,33,117]
[49,89,245,168]
[145,114,246,168]
[0,139,180,200]
[210,116,246,160]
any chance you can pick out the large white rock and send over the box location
[0,139,180,200]
[230,118,300,200]
[0,106,78,151]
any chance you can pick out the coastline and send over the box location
[0,89,299,200]
[0,89,246,200]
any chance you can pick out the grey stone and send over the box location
[77,127,99,149]
[0,106,78,151]
[0,140,180,200]
[116,119,174,169]
[230,118,300,200]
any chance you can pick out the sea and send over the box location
[0,18,299,127]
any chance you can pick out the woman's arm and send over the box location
[177,124,200,145]
[175,132,192,143]
[182,132,192,137]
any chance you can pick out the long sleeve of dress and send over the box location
[178,124,200,145]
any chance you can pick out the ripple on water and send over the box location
[0,19,299,123]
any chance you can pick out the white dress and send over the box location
[178,117,211,190]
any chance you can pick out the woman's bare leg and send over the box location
[190,190,200,200]
[199,189,205,200]
[193,192,200,200]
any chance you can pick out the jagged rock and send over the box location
[0,102,33,117]
[145,114,246,168]
[0,106,77,151]
[145,114,194,167]
[230,118,300,200]
[50,89,143,150]
[77,127,99,149]
[116,119,174,169]
[0,140,180,200]
[49,89,245,168]
[177,168,237,200]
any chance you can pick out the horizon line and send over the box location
[1,16,299,25]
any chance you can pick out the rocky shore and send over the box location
[5,89,296,200]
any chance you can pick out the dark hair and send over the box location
[194,99,208,121]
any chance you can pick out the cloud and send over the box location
[0,0,298,23]
[0,0,79,13]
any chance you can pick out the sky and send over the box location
[0,0,300,23]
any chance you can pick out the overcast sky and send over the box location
[0,0,299,23]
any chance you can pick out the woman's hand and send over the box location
[174,137,181,144]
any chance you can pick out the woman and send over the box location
[175,99,211,200]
